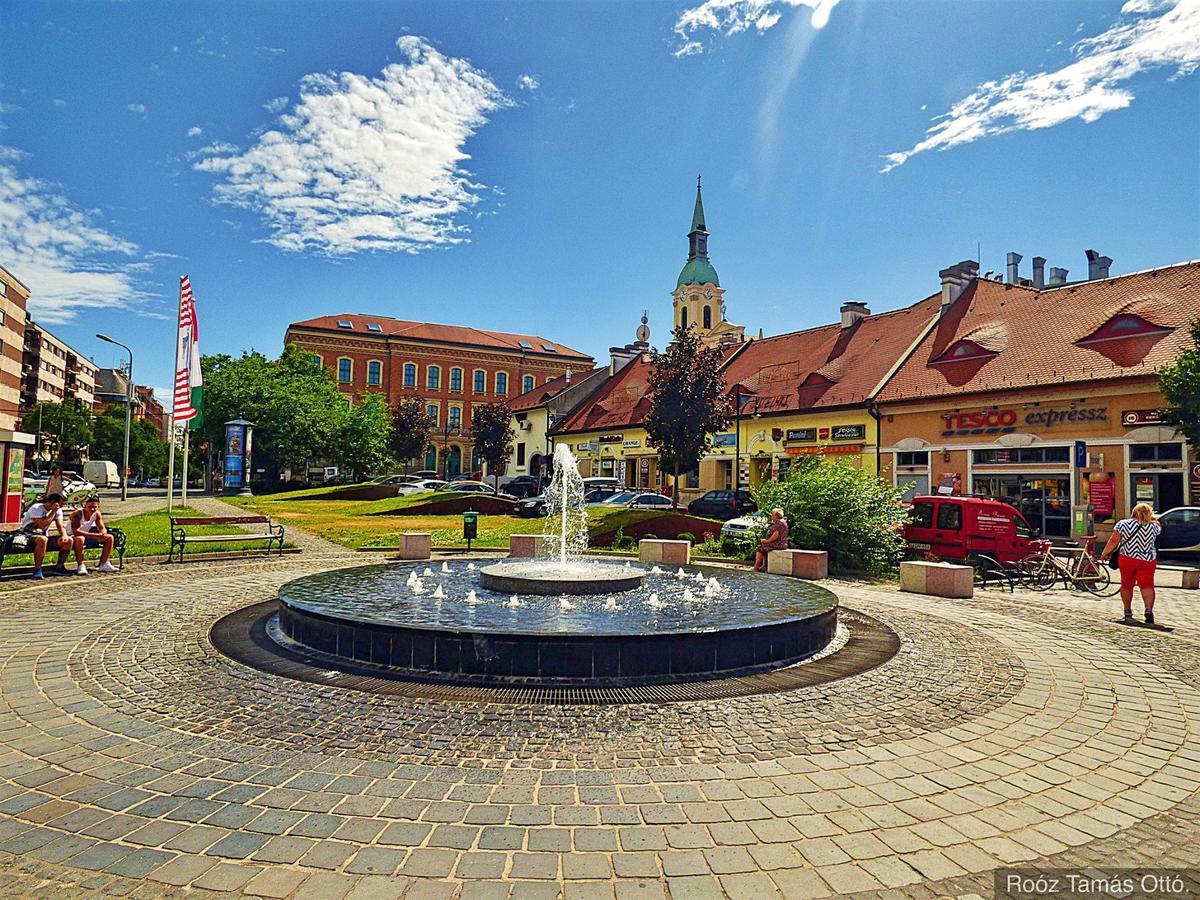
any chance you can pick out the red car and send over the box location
[904,495,1047,565]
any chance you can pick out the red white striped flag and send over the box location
[173,276,203,425]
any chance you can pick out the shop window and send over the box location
[1130,443,1183,462]
[522,375,535,394]
[403,363,417,388]
[366,361,382,386]
[936,503,962,531]
[897,451,929,467]
[337,358,352,383]
[910,501,934,529]
[427,366,441,390]
[973,447,1070,465]
[473,369,486,392]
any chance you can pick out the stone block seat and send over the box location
[396,532,432,560]
[899,560,974,599]
[509,535,542,558]
[767,549,828,580]
[639,539,690,565]
[1155,565,1199,590]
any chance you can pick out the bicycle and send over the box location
[1019,544,1118,596]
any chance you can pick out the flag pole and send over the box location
[167,276,186,512]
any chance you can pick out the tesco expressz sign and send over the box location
[941,405,1109,437]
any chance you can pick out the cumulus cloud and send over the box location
[194,35,512,255]
[0,145,157,323]
[881,0,1200,172]
[52,98,66,108]
[127,102,147,115]
[672,0,840,56]
[263,96,288,114]
[187,125,203,137]
[516,73,540,91]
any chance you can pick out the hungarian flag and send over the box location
[174,276,203,429]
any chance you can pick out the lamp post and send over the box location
[439,423,459,481]
[733,387,757,495]
[96,334,133,501]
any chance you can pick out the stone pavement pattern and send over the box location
[0,549,1197,898]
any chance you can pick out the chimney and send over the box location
[564,366,572,387]
[609,344,638,375]
[1085,249,1112,281]
[840,300,870,329]
[1032,256,1046,288]
[939,259,979,314]
[1048,267,1069,285]
[1005,251,1022,284]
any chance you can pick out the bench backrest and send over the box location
[171,516,269,526]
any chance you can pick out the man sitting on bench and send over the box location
[20,493,75,580]
[66,496,118,574]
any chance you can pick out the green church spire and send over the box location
[690,174,706,233]
[678,175,719,287]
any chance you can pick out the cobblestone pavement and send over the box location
[0,551,1197,899]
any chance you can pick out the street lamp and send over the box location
[733,387,758,495]
[96,333,133,501]
[438,423,460,481]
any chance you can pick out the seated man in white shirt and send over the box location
[20,493,75,580]
[66,496,117,574]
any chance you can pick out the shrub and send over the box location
[677,531,696,544]
[752,456,909,575]
[612,527,637,551]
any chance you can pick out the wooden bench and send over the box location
[0,526,127,574]
[169,515,284,563]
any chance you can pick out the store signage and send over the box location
[785,428,817,443]
[1087,474,1115,519]
[785,444,864,456]
[941,405,1109,437]
[1122,409,1162,426]
[639,458,649,472]
[831,424,866,441]
[1074,440,1087,469]
[598,434,623,443]
[713,433,736,448]
[622,439,641,448]
[576,441,596,452]
[1190,451,1200,502]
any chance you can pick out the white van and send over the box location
[83,460,119,487]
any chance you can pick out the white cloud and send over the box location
[127,102,147,115]
[0,145,157,323]
[516,74,540,91]
[881,0,1200,172]
[194,35,513,256]
[257,45,286,56]
[52,98,66,108]
[187,125,203,137]
[263,96,288,114]
[672,0,840,57]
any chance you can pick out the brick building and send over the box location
[284,314,593,476]
[21,321,97,413]
[93,371,168,438]
[0,266,31,431]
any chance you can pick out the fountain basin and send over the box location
[272,561,839,685]
[479,560,645,596]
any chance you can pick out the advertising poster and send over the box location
[936,472,961,495]
[224,423,246,490]
[7,448,24,495]
[1087,472,1116,521]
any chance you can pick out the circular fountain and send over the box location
[268,445,838,686]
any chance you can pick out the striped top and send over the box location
[1114,518,1161,561]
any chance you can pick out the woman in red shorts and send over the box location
[1100,503,1161,625]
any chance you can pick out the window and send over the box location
[450,367,463,392]
[403,363,417,388]
[541,344,556,353]
[973,447,1070,464]
[1078,314,1171,344]
[337,358,352,383]
[426,404,439,426]
[473,369,486,392]
[930,340,996,365]
[897,451,929,467]
[367,360,382,386]
[427,365,441,390]
[339,398,351,411]
[1013,514,1033,538]
[522,375,535,394]
[518,340,533,350]
[681,307,688,329]
[910,501,934,529]
[311,354,323,368]
[1130,443,1183,462]
[0,281,6,297]
[448,406,461,427]
[366,322,383,333]
[517,443,526,466]
[336,320,353,329]
[703,306,712,329]
[495,372,508,395]
[936,503,962,530]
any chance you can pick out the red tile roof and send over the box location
[553,357,656,434]
[877,260,1200,402]
[287,313,593,361]
[508,366,605,412]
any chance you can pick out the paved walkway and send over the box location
[0,548,1197,898]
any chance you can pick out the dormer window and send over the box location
[366,322,382,333]
[1078,314,1171,345]
[541,344,556,353]
[930,339,996,365]
[336,320,353,329]
[518,341,533,350]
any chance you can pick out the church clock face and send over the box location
[703,288,713,299]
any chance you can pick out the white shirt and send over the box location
[21,503,65,534]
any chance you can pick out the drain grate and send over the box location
[211,602,899,705]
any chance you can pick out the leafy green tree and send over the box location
[22,400,94,466]
[752,456,910,575]
[644,325,731,507]
[333,392,394,479]
[390,397,434,473]
[469,402,514,492]
[92,408,170,479]
[1160,319,1200,447]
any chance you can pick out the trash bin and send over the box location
[463,510,478,549]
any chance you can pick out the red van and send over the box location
[904,495,1047,565]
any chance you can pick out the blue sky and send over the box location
[2,0,1198,400]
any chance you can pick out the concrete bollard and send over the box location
[767,549,829,580]
[397,533,432,560]
[509,535,542,558]
[899,560,973,598]
[639,539,691,565]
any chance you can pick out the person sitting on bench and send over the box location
[66,496,117,574]
[20,493,75,580]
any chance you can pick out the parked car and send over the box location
[903,495,1046,565]
[687,489,757,520]
[413,470,440,479]
[395,479,447,494]
[1157,507,1200,556]
[374,474,420,485]
[450,481,517,500]
[582,477,621,492]
[83,460,120,487]
[514,496,549,518]
[589,491,635,508]
[721,514,767,544]
[584,487,621,504]
[506,475,548,498]
[593,491,673,509]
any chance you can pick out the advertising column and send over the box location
[222,419,254,496]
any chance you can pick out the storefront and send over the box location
[881,384,1192,541]
[568,429,658,489]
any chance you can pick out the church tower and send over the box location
[672,177,744,347]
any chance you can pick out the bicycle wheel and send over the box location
[1083,563,1120,596]
[1022,557,1059,591]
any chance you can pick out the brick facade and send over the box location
[0,266,30,432]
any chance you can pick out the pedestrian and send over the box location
[66,496,118,574]
[44,464,65,499]
[1100,502,1161,625]
[754,507,789,572]
[20,492,74,580]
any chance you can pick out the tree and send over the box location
[752,456,910,575]
[92,408,170,478]
[23,400,94,467]
[333,392,394,479]
[1160,319,1200,447]
[390,397,434,473]
[644,325,731,507]
[470,402,514,492]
